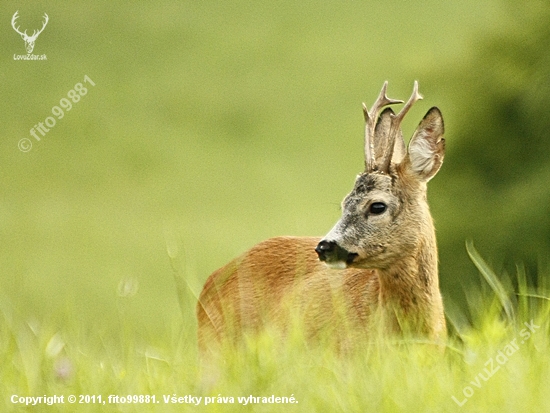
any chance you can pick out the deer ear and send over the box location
[403,107,445,182]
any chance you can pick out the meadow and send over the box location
[1,0,549,411]
[1,244,549,412]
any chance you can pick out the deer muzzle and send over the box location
[315,240,358,269]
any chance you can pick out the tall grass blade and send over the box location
[516,262,528,319]
[516,293,550,301]
[465,240,515,322]
[164,227,198,326]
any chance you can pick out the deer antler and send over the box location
[11,11,26,37]
[363,82,403,172]
[32,13,49,39]
[11,11,49,40]
[379,81,423,173]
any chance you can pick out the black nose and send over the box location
[315,240,335,261]
[315,240,358,264]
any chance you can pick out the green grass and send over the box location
[1,244,549,412]
[1,1,549,411]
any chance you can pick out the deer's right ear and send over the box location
[402,107,445,182]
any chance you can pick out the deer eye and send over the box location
[369,202,387,215]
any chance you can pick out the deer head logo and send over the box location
[11,11,49,54]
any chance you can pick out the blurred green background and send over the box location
[1,0,549,332]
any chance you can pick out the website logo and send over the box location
[11,11,48,60]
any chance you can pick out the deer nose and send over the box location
[315,240,358,265]
[315,240,335,260]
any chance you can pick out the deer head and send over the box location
[11,11,49,54]
[316,81,445,270]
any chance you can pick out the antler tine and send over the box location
[362,81,404,122]
[11,10,19,25]
[379,81,423,173]
[31,13,49,38]
[11,11,26,36]
[363,81,403,171]
[392,80,422,125]
[39,13,49,33]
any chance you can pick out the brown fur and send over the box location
[197,236,378,351]
[196,83,447,354]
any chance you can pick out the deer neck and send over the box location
[375,219,441,335]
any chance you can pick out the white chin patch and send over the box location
[326,261,347,270]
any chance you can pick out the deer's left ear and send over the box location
[402,107,445,182]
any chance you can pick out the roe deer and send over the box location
[197,81,447,352]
